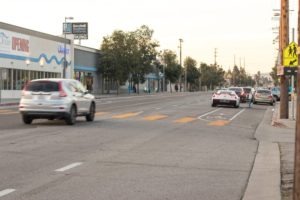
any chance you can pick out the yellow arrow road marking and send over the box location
[143,115,168,121]
[174,117,196,123]
[112,112,141,119]
[208,120,230,126]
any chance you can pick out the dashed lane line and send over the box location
[0,189,16,197]
[55,162,82,172]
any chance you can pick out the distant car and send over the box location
[243,87,254,100]
[271,87,280,101]
[19,78,96,125]
[228,87,247,102]
[253,89,274,106]
[211,90,240,108]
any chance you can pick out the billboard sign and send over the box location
[63,23,73,34]
[72,22,88,40]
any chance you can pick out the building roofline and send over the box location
[74,44,100,53]
[0,21,70,44]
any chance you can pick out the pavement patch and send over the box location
[143,114,168,121]
[95,112,109,116]
[208,120,230,126]
[112,112,141,119]
[174,117,196,123]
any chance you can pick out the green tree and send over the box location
[200,63,225,90]
[100,25,159,94]
[254,71,262,87]
[184,57,200,91]
[100,30,129,94]
[270,66,279,86]
[131,25,159,93]
[161,49,181,92]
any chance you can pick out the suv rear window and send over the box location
[26,81,59,92]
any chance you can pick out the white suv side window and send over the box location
[76,81,86,93]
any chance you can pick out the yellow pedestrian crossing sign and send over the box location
[283,42,298,67]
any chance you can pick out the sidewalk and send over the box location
[243,102,295,200]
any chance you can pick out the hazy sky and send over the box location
[0,0,297,74]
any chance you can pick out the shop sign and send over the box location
[58,45,70,54]
[0,31,11,53]
[0,29,30,55]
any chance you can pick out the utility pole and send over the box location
[214,48,217,66]
[179,39,185,92]
[294,1,300,198]
[280,0,289,119]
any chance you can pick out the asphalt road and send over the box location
[0,92,270,200]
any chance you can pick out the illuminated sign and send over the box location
[12,37,29,53]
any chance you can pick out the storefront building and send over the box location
[74,45,101,94]
[0,22,104,99]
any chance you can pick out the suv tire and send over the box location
[65,105,77,125]
[22,115,33,124]
[86,103,95,122]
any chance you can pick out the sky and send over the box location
[0,0,298,75]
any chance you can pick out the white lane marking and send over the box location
[55,162,82,172]
[230,109,245,121]
[0,189,16,197]
[197,108,222,120]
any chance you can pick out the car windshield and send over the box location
[229,88,241,92]
[26,81,59,92]
[217,91,233,95]
[243,88,251,93]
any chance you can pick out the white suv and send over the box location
[19,78,96,125]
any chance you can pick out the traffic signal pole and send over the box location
[280,0,289,119]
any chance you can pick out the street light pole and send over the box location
[179,39,184,91]
[63,17,73,78]
[163,64,165,92]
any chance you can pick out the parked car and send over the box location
[211,90,240,108]
[19,78,96,125]
[228,87,247,103]
[253,89,274,106]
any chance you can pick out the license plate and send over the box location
[220,99,229,103]
[37,95,45,100]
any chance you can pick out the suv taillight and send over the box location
[58,81,67,97]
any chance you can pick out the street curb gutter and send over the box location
[242,107,281,200]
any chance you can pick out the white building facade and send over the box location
[0,22,74,99]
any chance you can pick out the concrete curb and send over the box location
[242,107,281,200]
[243,142,281,200]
